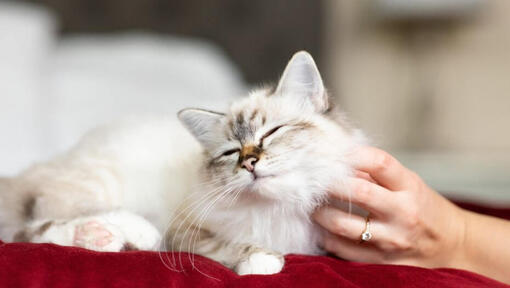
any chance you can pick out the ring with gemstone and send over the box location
[360,216,372,243]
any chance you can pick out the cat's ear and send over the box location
[275,51,328,113]
[178,108,225,149]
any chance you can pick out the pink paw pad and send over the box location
[73,221,114,248]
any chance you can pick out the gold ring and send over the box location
[360,216,372,243]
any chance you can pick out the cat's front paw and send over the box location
[235,251,284,275]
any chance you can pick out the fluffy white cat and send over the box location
[0,51,366,275]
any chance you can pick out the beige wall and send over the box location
[325,0,510,153]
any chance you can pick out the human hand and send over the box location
[313,146,467,268]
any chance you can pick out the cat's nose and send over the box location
[241,156,258,172]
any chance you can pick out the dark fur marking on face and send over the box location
[232,113,252,141]
[235,112,244,127]
[249,109,258,122]
[207,151,226,169]
[23,196,36,220]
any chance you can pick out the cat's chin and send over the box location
[245,175,284,199]
[249,172,278,187]
[248,177,271,190]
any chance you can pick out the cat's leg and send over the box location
[168,227,284,275]
[229,245,285,275]
[15,210,161,252]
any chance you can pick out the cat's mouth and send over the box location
[252,172,275,181]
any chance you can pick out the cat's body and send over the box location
[0,117,194,249]
[0,51,366,275]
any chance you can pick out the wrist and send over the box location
[442,206,510,283]
[447,207,472,271]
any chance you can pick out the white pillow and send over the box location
[46,34,246,159]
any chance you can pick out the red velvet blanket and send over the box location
[1,202,509,288]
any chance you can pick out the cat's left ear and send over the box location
[274,51,328,113]
[178,108,225,150]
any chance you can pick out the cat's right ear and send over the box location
[274,51,328,113]
[178,108,226,149]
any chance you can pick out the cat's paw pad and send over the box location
[72,221,123,251]
[73,221,113,247]
[236,252,284,275]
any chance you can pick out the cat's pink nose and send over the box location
[241,157,258,172]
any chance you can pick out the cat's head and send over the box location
[179,51,364,209]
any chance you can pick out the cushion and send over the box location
[1,202,508,288]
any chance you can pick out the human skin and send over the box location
[313,146,510,284]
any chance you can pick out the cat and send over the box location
[0,51,366,275]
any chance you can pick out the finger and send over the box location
[354,170,376,184]
[329,177,396,217]
[322,232,383,263]
[313,206,366,241]
[313,205,388,244]
[345,146,415,191]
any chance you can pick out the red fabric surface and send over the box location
[1,202,509,288]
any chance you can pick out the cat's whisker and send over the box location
[165,186,226,270]
[226,184,244,208]
[159,193,216,273]
[190,180,243,242]
[166,175,238,270]
[178,188,232,272]
[184,180,242,272]
[185,191,232,273]
[188,180,244,268]
[165,175,233,229]
[159,182,228,271]
[191,176,230,190]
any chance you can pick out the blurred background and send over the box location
[1,0,509,204]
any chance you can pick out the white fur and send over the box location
[236,252,284,275]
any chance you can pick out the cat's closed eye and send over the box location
[259,125,284,146]
[221,148,240,157]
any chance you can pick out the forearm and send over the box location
[453,209,510,284]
